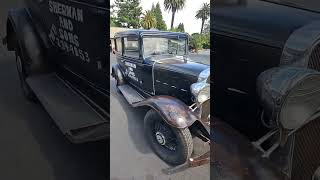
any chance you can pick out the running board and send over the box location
[118,84,145,105]
[26,73,108,143]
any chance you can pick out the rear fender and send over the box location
[133,95,198,129]
[112,64,125,85]
[6,8,48,75]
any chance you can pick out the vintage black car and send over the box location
[3,0,108,143]
[213,0,320,179]
[111,30,210,168]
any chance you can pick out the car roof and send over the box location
[213,0,320,48]
[114,29,188,38]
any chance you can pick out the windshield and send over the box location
[143,37,187,57]
[262,0,320,12]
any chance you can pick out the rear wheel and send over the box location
[144,109,193,165]
[113,68,125,93]
[15,48,37,102]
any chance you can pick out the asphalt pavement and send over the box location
[0,1,108,180]
[110,53,210,180]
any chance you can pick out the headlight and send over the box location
[191,82,210,103]
[197,85,210,103]
[198,68,210,82]
[191,82,207,96]
[190,68,210,104]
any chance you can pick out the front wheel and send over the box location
[144,109,193,165]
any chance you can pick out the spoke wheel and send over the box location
[153,120,178,151]
[144,109,193,165]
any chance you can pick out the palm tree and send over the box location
[142,10,157,29]
[195,3,210,34]
[164,0,186,30]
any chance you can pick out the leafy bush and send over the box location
[189,33,210,51]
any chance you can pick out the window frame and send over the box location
[123,35,141,60]
[115,37,123,55]
[142,36,188,58]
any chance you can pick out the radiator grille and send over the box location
[309,44,320,71]
[291,118,320,180]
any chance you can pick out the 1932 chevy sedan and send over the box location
[213,0,320,179]
[4,0,108,143]
[111,30,210,168]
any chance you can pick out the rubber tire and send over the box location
[144,109,193,165]
[15,47,37,102]
[114,69,125,86]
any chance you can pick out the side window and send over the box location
[123,36,140,58]
[115,38,122,54]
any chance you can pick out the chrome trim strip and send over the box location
[227,88,248,95]
[152,61,156,95]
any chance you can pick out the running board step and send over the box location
[118,84,145,104]
[26,74,107,143]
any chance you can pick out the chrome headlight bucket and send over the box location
[190,68,210,127]
[191,68,210,104]
[191,82,210,104]
[198,68,210,82]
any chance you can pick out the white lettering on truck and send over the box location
[48,1,90,63]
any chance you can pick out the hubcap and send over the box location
[155,132,166,145]
[153,121,177,151]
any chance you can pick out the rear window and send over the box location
[115,38,122,53]
[123,36,139,58]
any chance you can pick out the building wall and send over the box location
[110,27,131,50]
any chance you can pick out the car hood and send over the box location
[152,55,209,77]
[151,55,209,104]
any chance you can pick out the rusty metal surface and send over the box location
[212,119,285,180]
[190,151,210,167]
[133,95,199,129]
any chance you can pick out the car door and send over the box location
[119,36,143,88]
[114,35,154,95]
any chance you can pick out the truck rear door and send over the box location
[27,0,108,111]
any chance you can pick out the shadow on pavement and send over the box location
[111,79,152,155]
[0,51,108,180]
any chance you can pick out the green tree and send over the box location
[202,21,210,35]
[189,33,203,51]
[110,4,119,27]
[164,0,186,30]
[195,3,210,34]
[151,2,167,30]
[142,10,157,29]
[189,33,210,51]
[114,0,143,28]
[177,23,185,32]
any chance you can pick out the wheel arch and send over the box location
[112,64,125,85]
[6,8,49,75]
[133,95,199,129]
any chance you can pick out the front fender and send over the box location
[133,95,198,129]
